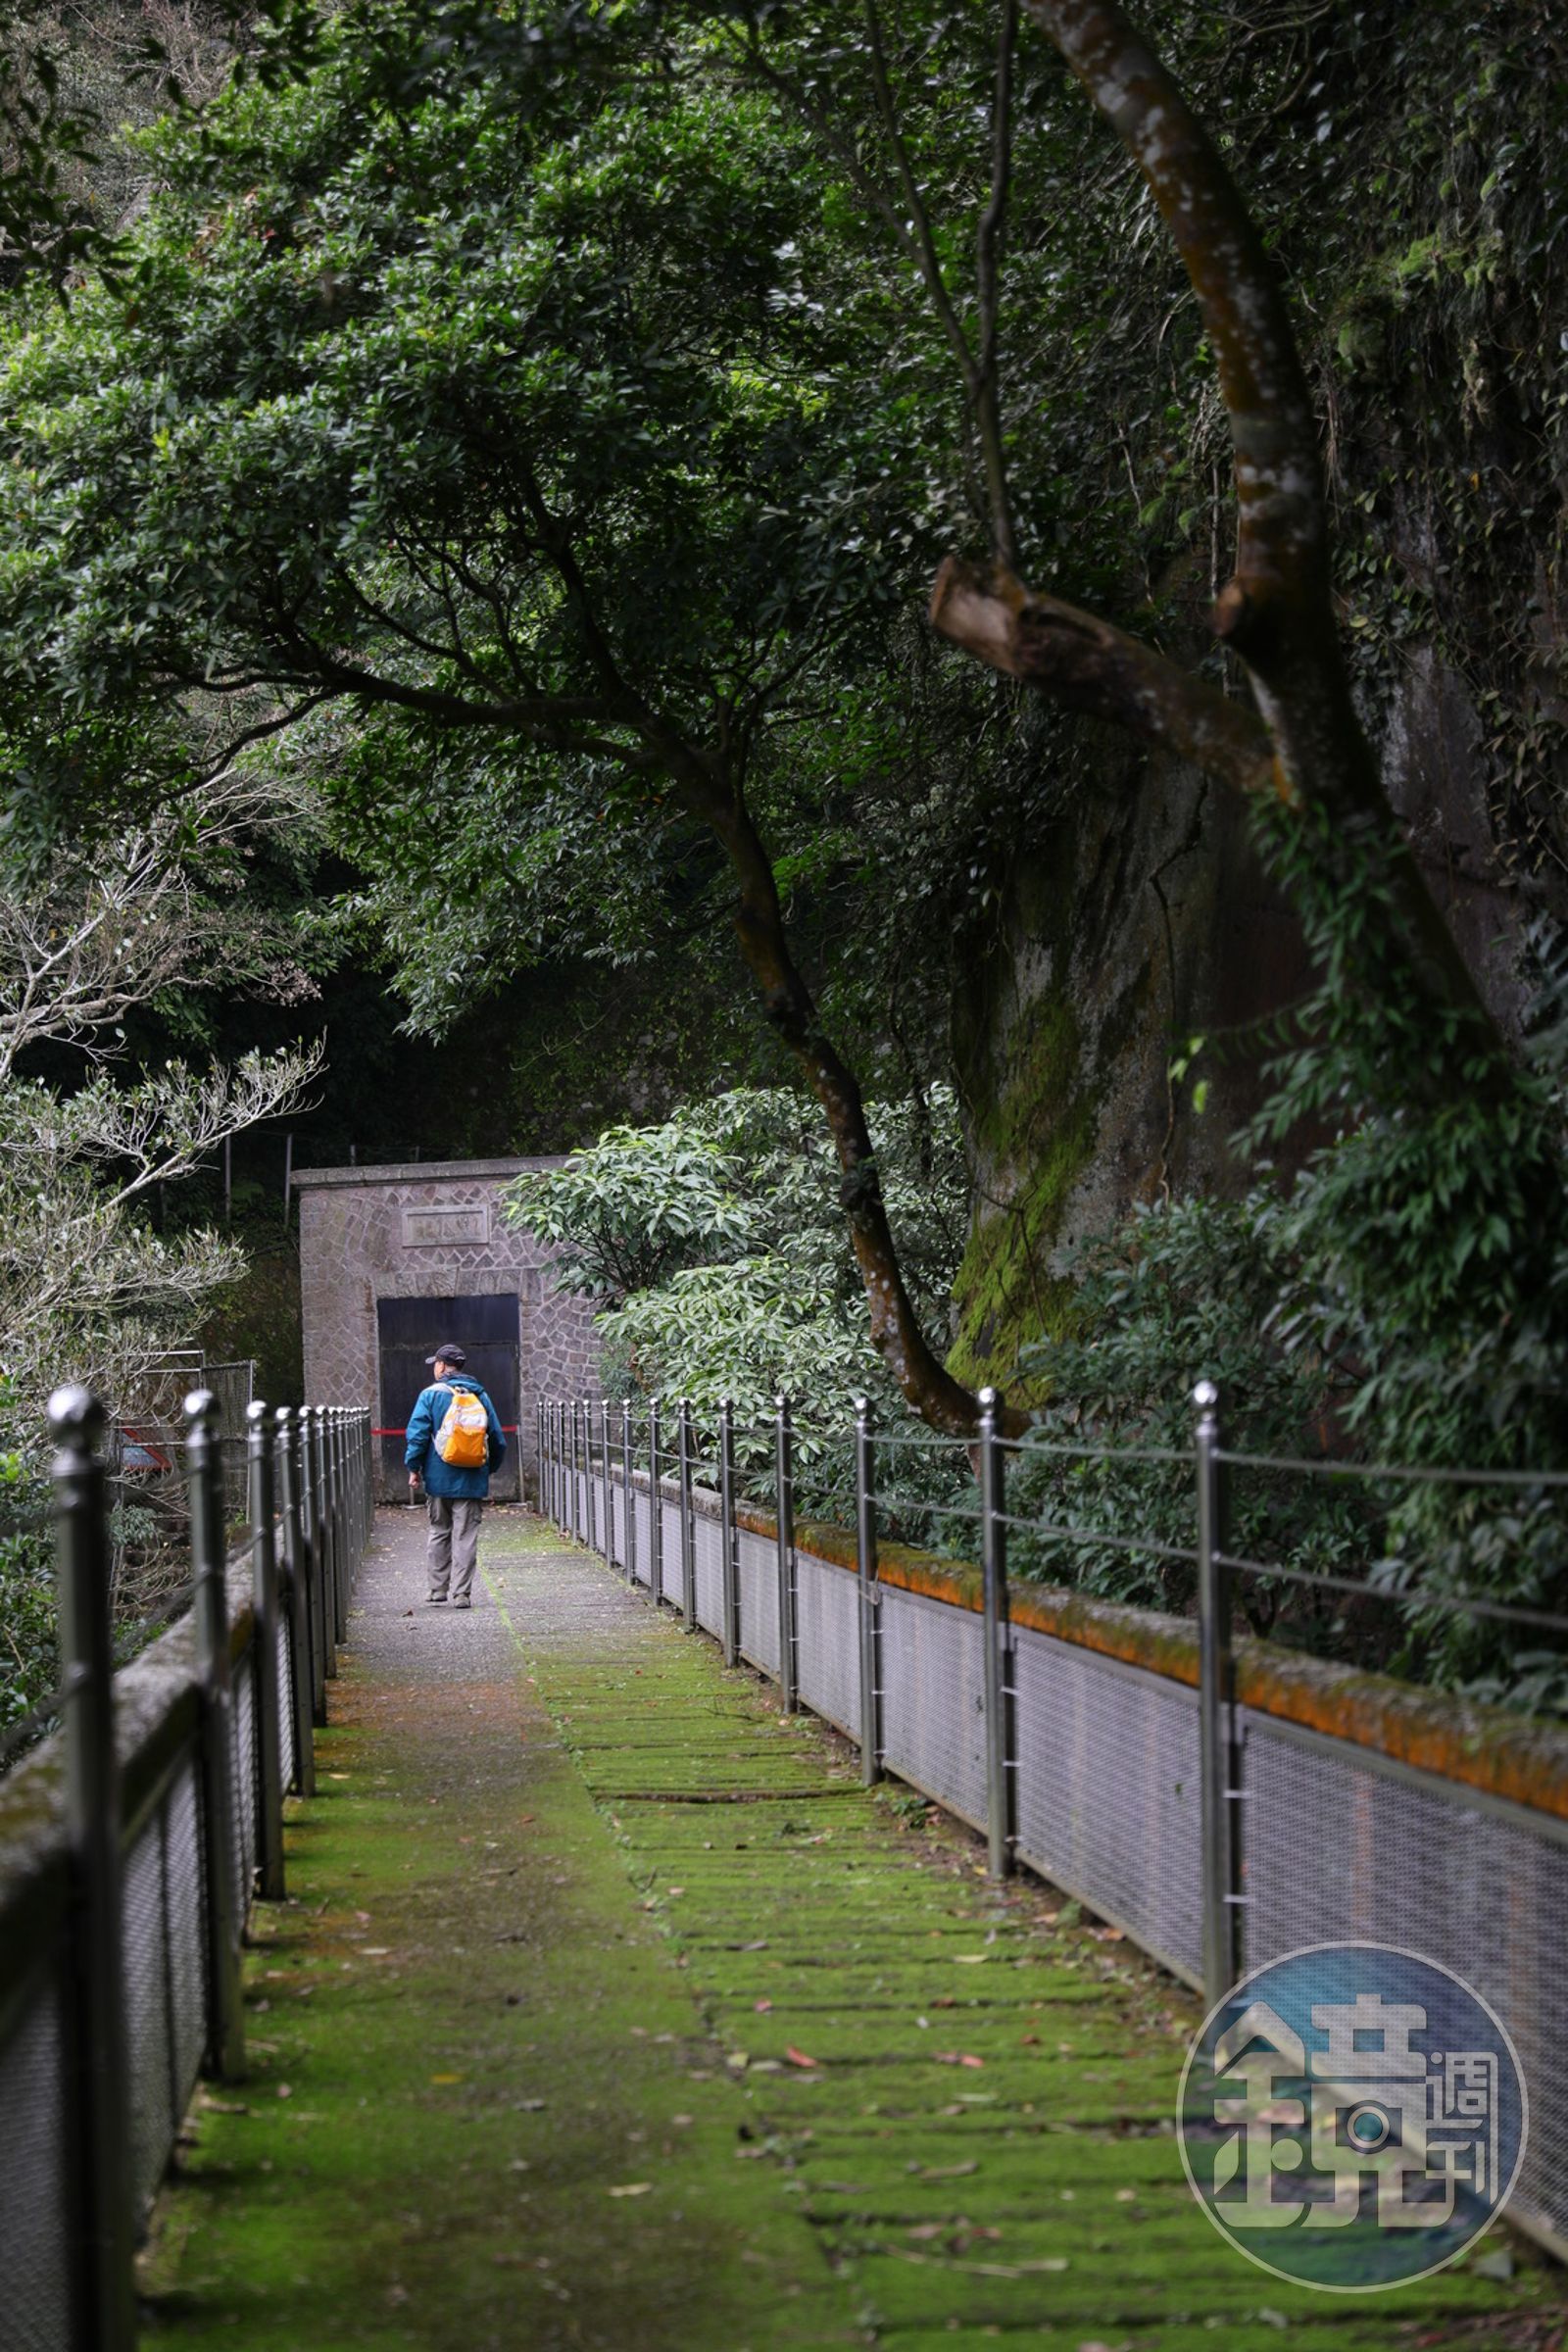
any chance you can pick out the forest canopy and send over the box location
[1,0,1566,1708]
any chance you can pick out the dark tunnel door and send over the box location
[376,1294,520,1499]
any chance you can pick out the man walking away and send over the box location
[405,1345,506,1609]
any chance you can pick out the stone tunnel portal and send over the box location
[293,1157,600,1502]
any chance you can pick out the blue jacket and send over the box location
[405,1378,506,1499]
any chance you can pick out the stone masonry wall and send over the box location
[295,1157,600,1499]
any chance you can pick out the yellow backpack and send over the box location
[434,1384,489,1469]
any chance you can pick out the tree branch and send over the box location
[929,556,1282,803]
[1006,0,1505,1056]
[670,755,1011,1438]
[737,21,1017,564]
[974,0,1020,569]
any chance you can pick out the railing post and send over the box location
[305,1401,333,1702]
[855,1396,881,1786]
[718,1398,739,1664]
[978,1388,1015,1880]
[348,1409,360,1566]
[622,1399,636,1585]
[551,1400,561,1527]
[579,1397,593,1552]
[276,1408,315,1797]
[1196,1379,1242,2013]
[186,1389,246,2082]
[339,1410,352,1585]
[649,1397,663,1602]
[601,1397,614,1564]
[346,1408,362,1585]
[678,1397,697,1630]
[347,1409,360,1584]
[329,1410,348,1643]
[247,1400,286,1902]
[50,1387,136,2352]
[775,1395,797,1712]
[311,1409,337,1684]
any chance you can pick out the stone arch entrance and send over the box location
[293,1157,599,1501]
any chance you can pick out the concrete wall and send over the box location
[294,1157,600,1499]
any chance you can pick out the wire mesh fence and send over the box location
[539,1388,1568,2264]
[0,1393,373,2352]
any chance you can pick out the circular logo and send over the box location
[1177,1942,1527,2290]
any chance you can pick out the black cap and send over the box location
[425,1343,466,1368]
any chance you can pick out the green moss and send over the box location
[948,988,1103,1396]
[138,1521,1549,2349]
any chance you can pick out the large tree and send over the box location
[3,0,1563,1445]
[0,0,1008,1424]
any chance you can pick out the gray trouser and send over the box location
[426,1496,483,1599]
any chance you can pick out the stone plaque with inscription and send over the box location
[402,1202,490,1249]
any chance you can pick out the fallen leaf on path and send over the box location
[935,2053,985,2069]
[953,1954,988,1965]
[607,2182,652,2198]
[275,2083,292,2100]
[908,2159,978,2179]
[429,2073,464,2085]
[784,2045,820,2070]
[754,1998,773,2013]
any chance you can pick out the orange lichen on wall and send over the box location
[733,1501,1568,1825]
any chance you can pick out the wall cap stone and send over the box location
[293,1156,566,1190]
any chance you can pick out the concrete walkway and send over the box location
[137,1511,1557,2351]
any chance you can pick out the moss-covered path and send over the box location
[139,1511,1557,2351]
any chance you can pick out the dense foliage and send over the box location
[508,1086,966,1496]
[0,787,321,1738]
[1,0,1566,1702]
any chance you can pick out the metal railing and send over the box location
[538,1385,1568,2265]
[0,1389,373,2352]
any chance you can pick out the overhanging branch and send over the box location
[929,557,1283,804]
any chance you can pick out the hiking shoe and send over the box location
[426,1592,448,1604]
[452,1596,472,1610]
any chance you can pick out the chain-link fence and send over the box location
[0,1394,373,2352]
[539,1392,1568,2267]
